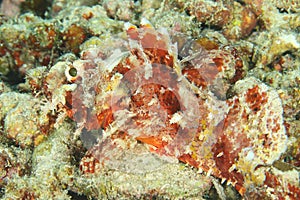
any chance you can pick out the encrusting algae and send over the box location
[0,0,299,199]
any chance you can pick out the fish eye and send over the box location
[69,67,77,77]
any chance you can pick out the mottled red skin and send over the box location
[130,83,180,148]
[76,26,246,193]
[262,172,300,200]
[71,25,298,198]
